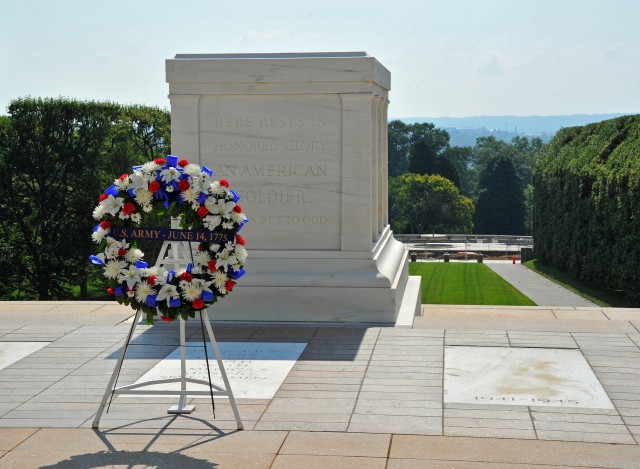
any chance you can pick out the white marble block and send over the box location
[166,52,420,323]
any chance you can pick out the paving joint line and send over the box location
[528,405,540,440]
[269,429,290,468]
[572,332,637,445]
[345,327,380,432]
[252,326,319,429]
[42,331,145,429]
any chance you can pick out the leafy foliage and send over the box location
[473,152,525,235]
[0,98,171,300]
[389,173,474,234]
[532,114,640,305]
[388,120,458,185]
[388,122,542,234]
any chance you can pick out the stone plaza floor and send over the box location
[1,301,640,468]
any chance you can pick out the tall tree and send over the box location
[473,153,525,235]
[388,120,411,177]
[406,123,451,174]
[442,146,475,196]
[389,173,474,234]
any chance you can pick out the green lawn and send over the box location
[523,259,633,308]
[409,262,536,306]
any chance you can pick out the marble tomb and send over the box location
[166,52,421,323]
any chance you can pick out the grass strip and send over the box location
[409,262,536,306]
[522,259,632,308]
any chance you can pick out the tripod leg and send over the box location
[92,309,141,428]
[201,310,244,430]
[168,317,195,414]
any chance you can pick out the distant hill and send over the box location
[396,113,631,147]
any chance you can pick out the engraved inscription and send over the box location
[212,115,327,128]
[213,139,327,152]
[200,94,342,249]
[214,164,327,178]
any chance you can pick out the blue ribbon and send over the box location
[135,261,148,268]
[93,224,101,233]
[132,165,143,171]
[237,219,247,232]
[169,297,181,308]
[145,294,157,307]
[186,263,192,273]
[166,271,175,283]
[88,255,104,265]
[230,190,240,203]
[105,185,118,196]
[167,155,178,167]
[202,290,214,301]
[196,192,207,204]
[202,166,213,176]
[114,285,124,296]
[127,188,136,198]
[229,268,245,280]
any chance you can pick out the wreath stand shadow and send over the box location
[92,219,243,430]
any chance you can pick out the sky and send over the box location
[1,0,639,118]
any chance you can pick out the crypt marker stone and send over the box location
[166,52,421,322]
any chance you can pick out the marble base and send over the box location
[0,342,48,371]
[133,342,307,399]
[444,346,613,409]
[207,229,420,323]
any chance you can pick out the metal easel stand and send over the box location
[92,222,243,429]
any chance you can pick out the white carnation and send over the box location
[93,204,107,220]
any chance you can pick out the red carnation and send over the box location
[107,288,114,295]
[154,158,166,165]
[207,259,217,271]
[233,204,242,213]
[100,220,111,230]
[192,298,205,310]
[225,280,235,292]
[236,235,245,246]
[122,202,136,215]
[99,193,108,202]
[119,173,128,181]
[219,179,229,188]
[197,206,209,218]
[118,247,127,256]
[149,180,161,193]
[197,244,204,251]
[178,159,189,167]
[146,275,157,286]
[178,179,190,192]
[161,315,173,323]
[180,272,193,282]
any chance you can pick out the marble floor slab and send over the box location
[132,342,307,399]
[0,342,49,370]
[444,346,613,409]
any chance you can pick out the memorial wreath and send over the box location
[89,155,247,324]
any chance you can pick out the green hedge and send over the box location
[532,115,640,304]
